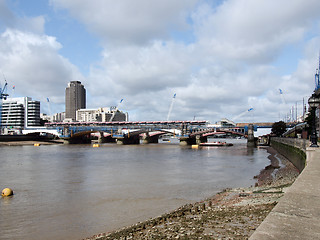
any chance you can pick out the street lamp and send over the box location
[308,93,320,147]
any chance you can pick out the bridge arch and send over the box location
[196,129,247,138]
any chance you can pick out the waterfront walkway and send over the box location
[250,147,320,239]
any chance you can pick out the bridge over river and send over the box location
[34,120,247,145]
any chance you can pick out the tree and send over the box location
[271,121,287,137]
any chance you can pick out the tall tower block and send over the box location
[65,81,86,121]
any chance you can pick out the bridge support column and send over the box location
[63,135,91,144]
[196,135,207,145]
[96,132,116,143]
[116,135,140,145]
[116,138,125,145]
[180,135,207,146]
[247,124,256,147]
[98,132,105,143]
[105,136,116,143]
[142,133,159,144]
[179,137,196,146]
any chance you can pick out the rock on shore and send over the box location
[84,146,299,240]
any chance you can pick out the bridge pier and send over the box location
[180,135,207,146]
[98,132,105,143]
[142,133,159,144]
[247,124,256,147]
[97,132,116,143]
[63,135,91,144]
[116,135,140,145]
[179,136,196,146]
[196,135,207,145]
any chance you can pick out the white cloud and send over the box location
[50,0,197,45]
[193,0,320,63]
[0,0,86,115]
[2,0,320,122]
[76,0,320,122]
[0,29,83,113]
[89,41,194,95]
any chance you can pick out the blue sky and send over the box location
[1,0,320,123]
[5,0,102,73]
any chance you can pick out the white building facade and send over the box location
[1,97,40,129]
[76,107,128,122]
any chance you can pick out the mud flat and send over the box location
[84,146,299,240]
[0,139,64,146]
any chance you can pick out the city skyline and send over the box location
[0,0,320,123]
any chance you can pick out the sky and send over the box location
[0,0,320,123]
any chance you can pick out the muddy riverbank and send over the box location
[84,146,299,240]
[0,139,64,146]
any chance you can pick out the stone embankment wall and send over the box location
[250,139,320,239]
[270,137,308,172]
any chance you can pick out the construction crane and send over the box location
[315,54,320,90]
[0,76,9,100]
[167,93,176,121]
[110,99,124,121]
[0,76,9,132]
[232,107,254,122]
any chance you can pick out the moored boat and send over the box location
[199,141,233,147]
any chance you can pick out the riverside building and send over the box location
[0,97,40,131]
[76,107,128,122]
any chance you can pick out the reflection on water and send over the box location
[0,139,269,240]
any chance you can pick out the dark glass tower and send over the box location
[65,81,86,121]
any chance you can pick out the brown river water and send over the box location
[0,139,270,240]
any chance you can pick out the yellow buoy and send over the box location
[34,143,40,146]
[192,145,199,149]
[2,188,13,197]
[93,144,100,148]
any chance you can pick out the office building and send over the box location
[53,112,65,122]
[76,107,128,122]
[65,81,86,121]
[1,97,40,129]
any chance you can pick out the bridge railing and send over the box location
[45,120,208,127]
[46,121,209,138]
[43,121,252,139]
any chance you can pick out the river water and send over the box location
[0,139,270,240]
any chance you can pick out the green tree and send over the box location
[271,121,287,137]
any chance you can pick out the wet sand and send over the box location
[0,140,64,146]
[84,146,299,240]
